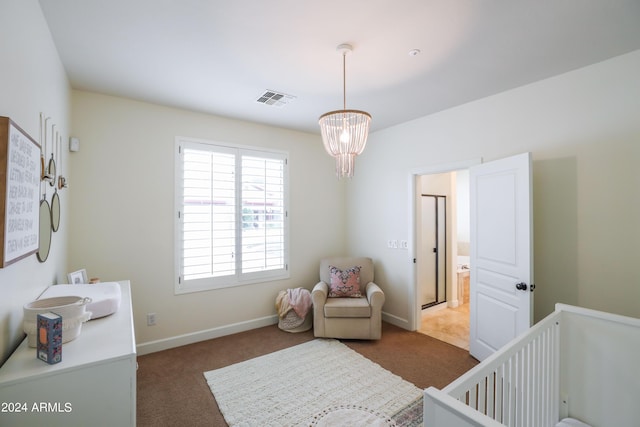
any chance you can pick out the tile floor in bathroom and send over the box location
[419,303,470,350]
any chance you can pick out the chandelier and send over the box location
[318,44,371,179]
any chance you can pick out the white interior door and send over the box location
[469,152,533,361]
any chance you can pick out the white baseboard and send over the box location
[136,314,279,356]
[382,311,412,331]
[137,312,414,355]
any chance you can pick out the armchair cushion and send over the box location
[324,296,371,318]
[328,265,362,297]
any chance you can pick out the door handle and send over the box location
[515,282,528,291]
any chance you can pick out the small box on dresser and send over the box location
[36,312,62,365]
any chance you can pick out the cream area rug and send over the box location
[204,339,423,426]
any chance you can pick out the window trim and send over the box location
[174,136,290,294]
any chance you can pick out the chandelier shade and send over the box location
[318,44,371,179]
[319,109,371,178]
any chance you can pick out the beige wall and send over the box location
[69,91,345,349]
[0,0,71,364]
[347,50,640,328]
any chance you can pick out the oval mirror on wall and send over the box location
[51,191,60,232]
[37,199,52,262]
[47,156,56,187]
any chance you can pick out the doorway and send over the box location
[416,169,471,350]
[410,154,533,357]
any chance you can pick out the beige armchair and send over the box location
[312,257,385,340]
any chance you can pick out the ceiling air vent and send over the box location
[256,90,296,108]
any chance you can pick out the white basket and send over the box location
[23,296,92,347]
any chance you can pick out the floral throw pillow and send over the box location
[328,265,362,297]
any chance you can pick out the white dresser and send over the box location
[0,281,136,426]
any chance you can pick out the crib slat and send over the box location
[527,340,534,427]
[495,365,504,423]
[537,331,546,425]
[532,335,540,426]
[469,383,478,411]
[478,376,487,415]
[508,352,517,427]
[520,343,531,427]
[486,372,494,418]
[531,337,543,424]
[552,319,561,422]
[520,347,527,427]
[545,326,552,425]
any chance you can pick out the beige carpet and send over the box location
[204,339,423,426]
[136,322,479,426]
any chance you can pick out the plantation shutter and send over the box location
[181,146,236,281]
[240,153,286,274]
[176,138,289,293]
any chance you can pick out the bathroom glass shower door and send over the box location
[420,194,446,309]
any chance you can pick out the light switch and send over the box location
[69,137,80,152]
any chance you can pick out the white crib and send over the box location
[424,304,640,427]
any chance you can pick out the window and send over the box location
[175,137,289,294]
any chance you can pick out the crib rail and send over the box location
[440,311,561,427]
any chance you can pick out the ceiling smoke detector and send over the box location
[256,90,296,108]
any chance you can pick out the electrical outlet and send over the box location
[147,312,156,326]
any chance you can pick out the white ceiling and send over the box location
[39,0,640,134]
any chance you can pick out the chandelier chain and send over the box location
[342,51,347,110]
